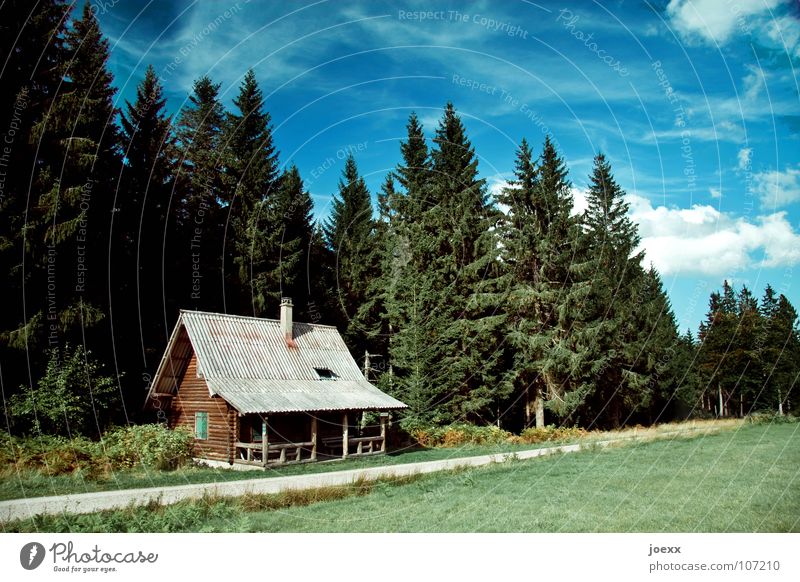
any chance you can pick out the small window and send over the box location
[314,367,337,380]
[195,412,208,440]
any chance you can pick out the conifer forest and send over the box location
[1,1,798,440]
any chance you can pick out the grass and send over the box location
[3,420,797,532]
[0,418,737,502]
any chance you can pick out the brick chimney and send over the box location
[280,297,294,346]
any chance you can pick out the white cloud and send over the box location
[709,187,722,199]
[765,14,800,60]
[628,193,800,275]
[737,147,752,170]
[753,166,800,207]
[666,0,782,45]
[571,187,589,215]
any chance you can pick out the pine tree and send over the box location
[758,286,799,414]
[174,76,226,310]
[569,153,649,428]
[697,281,739,416]
[395,112,431,222]
[222,69,280,314]
[114,65,177,401]
[324,155,377,355]
[1,0,73,407]
[14,0,118,340]
[388,103,505,425]
[249,165,315,317]
[499,136,578,427]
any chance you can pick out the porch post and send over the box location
[310,415,318,461]
[380,413,387,453]
[262,417,268,467]
[342,412,349,459]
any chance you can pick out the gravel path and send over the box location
[0,439,617,522]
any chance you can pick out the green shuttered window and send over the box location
[195,411,208,440]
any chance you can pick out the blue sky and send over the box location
[94,0,800,333]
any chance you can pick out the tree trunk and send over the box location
[534,390,545,428]
[524,386,531,427]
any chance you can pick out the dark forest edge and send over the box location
[1,1,798,443]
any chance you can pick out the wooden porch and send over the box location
[234,411,388,467]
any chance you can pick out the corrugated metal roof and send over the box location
[146,310,407,413]
[206,379,405,414]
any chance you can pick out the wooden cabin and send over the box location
[145,299,407,467]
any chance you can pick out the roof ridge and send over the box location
[179,309,339,330]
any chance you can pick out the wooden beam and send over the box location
[342,413,349,459]
[380,414,387,453]
[310,415,318,461]
[262,417,268,467]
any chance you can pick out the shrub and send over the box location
[8,344,121,438]
[0,434,102,476]
[102,424,194,471]
[518,425,588,444]
[746,411,798,425]
[408,423,514,447]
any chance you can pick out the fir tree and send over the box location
[222,69,280,314]
[249,165,315,317]
[395,112,431,221]
[175,75,226,311]
[569,154,650,428]
[697,281,739,416]
[499,136,577,427]
[324,155,377,355]
[114,65,177,400]
[388,103,505,425]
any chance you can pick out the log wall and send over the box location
[169,351,235,463]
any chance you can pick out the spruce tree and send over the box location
[395,112,431,222]
[249,165,315,317]
[222,69,280,314]
[388,103,505,425]
[115,65,177,401]
[174,75,226,311]
[697,281,739,416]
[569,154,649,428]
[324,155,377,356]
[499,136,578,427]
[753,286,799,414]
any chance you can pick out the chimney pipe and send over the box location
[280,297,293,345]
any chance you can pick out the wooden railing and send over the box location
[321,435,385,456]
[235,441,314,465]
[236,435,386,466]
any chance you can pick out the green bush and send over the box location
[102,424,194,471]
[0,424,194,477]
[8,344,120,437]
